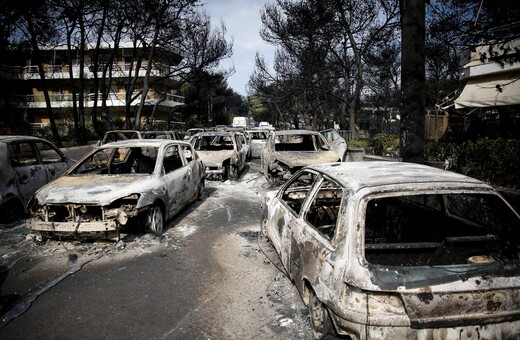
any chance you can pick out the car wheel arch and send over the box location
[304,281,334,339]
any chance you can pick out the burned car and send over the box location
[246,129,269,159]
[261,130,340,185]
[98,129,143,146]
[262,161,520,339]
[0,135,75,223]
[27,139,205,239]
[191,131,247,181]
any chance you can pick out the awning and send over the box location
[454,72,520,109]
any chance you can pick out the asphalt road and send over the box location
[0,160,316,339]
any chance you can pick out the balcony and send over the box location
[2,62,180,81]
[25,91,184,109]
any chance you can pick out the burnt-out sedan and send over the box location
[262,161,520,339]
[261,130,340,185]
[27,139,205,240]
[190,131,248,181]
[0,135,75,223]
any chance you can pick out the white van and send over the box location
[232,116,254,129]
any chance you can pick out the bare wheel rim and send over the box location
[309,291,330,339]
[148,205,163,235]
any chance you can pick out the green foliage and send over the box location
[369,133,400,158]
[426,138,520,189]
[348,139,370,148]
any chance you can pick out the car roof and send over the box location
[275,129,319,135]
[196,131,234,137]
[305,161,490,193]
[0,135,51,143]
[99,139,191,148]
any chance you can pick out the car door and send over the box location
[180,144,201,201]
[162,144,189,217]
[271,170,318,274]
[35,140,70,181]
[233,134,246,171]
[320,129,347,161]
[294,175,343,288]
[8,141,48,203]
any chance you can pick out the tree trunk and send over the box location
[65,26,79,144]
[77,12,86,144]
[400,0,425,163]
[26,17,61,145]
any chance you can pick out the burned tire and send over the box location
[197,180,205,200]
[309,288,332,339]
[147,204,164,235]
[229,164,239,181]
[261,206,269,239]
[0,198,24,224]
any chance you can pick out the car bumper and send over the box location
[332,314,520,339]
[204,166,226,180]
[27,219,119,233]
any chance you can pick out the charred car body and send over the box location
[191,131,247,181]
[0,136,75,223]
[262,162,520,339]
[27,139,205,239]
[261,130,340,185]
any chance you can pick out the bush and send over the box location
[348,139,370,148]
[369,133,400,158]
[426,138,520,189]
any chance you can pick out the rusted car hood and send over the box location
[275,151,339,167]
[197,150,234,167]
[33,175,155,205]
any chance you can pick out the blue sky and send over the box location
[203,0,276,96]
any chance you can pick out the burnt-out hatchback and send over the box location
[27,139,205,240]
[190,131,248,181]
[262,161,520,339]
[261,130,340,185]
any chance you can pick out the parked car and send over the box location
[191,131,248,181]
[261,130,340,185]
[98,130,143,145]
[262,161,520,339]
[320,129,348,161]
[0,136,75,223]
[246,129,269,159]
[141,130,181,140]
[27,139,205,240]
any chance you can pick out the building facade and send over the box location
[0,42,185,132]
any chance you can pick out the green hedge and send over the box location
[366,133,520,189]
[426,138,520,189]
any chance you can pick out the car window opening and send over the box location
[275,135,316,152]
[364,193,520,267]
[305,181,342,241]
[194,136,234,151]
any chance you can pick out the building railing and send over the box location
[24,91,184,106]
[1,62,176,80]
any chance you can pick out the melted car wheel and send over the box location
[309,289,332,339]
[147,205,164,235]
[229,165,239,180]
